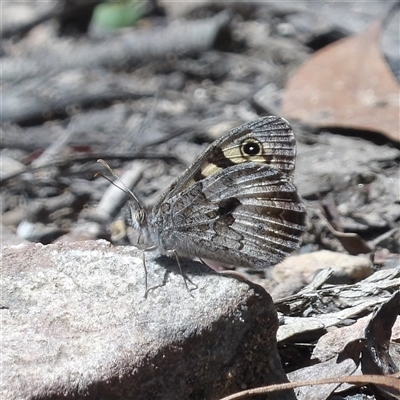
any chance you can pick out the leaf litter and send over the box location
[282,16,400,143]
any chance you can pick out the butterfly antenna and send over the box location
[96,159,143,210]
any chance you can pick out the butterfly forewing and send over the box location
[147,116,306,271]
[157,116,297,203]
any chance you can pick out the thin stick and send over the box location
[219,373,400,400]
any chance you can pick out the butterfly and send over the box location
[126,116,306,275]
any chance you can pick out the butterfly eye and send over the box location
[241,139,263,158]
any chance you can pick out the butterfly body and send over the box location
[132,116,306,272]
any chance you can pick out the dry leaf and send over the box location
[362,291,400,399]
[318,209,373,255]
[288,358,358,400]
[282,20,400,143]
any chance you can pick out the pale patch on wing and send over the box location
[201,163,223,178]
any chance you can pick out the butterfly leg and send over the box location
[142,246,157,298]
[142,247,197,297]
[166,249,197,296]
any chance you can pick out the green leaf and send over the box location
[92,0,145,29]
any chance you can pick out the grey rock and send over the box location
[1,240,294,400]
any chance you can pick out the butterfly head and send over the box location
[130,207,146,230]
[95,159,154,245]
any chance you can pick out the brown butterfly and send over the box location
[126,116,306,275]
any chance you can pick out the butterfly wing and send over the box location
[158,116,297,201]
[148,116,306,270]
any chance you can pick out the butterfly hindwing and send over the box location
[150,163,304,269]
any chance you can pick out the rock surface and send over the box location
[1,240,293,400]
[273,250,372,283]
